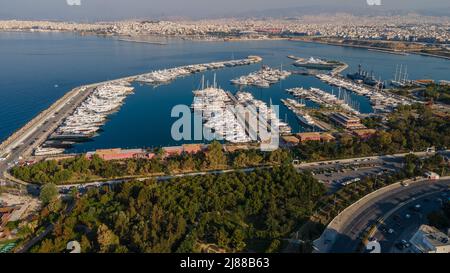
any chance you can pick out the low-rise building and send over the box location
[163,146,184,157]
[223,144,249,153]
[281,136,300,146]
[320,133,336,143]
[329,112,365,130]
[296,132,321,143]
[296,133,335,143]
[182,144,206,154]
[410,225,450,253]
[353,129,377,140]
[163,144,207,158]
[86,148,154,161]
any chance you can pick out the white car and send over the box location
[388,228,395,234]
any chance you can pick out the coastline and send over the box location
[2,29,448,60]
[290,38,450,61]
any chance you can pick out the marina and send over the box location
[315,74,416,113]
[192,77,292,143]
[281,98,318,129]
[37,81,135,155]
[230,65,291,88]
[136,56,262,85]
[1,32,449,153]
[287,87,361,115]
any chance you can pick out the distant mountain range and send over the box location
[0,2,449,22]
[210,4,450,19]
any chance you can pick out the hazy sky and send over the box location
[0,0,449,21]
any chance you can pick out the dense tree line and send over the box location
[422,84,450,105]
[31,166,325,253]
[11,142,292,185]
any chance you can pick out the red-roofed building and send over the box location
[86,149,153,161]
[163,146,184,158]
[296,132,321,143]
[182,144,205,154]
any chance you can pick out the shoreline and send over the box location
[290,38,450,61]
[2,29,449,60]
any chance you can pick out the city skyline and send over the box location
[0,0,450,21]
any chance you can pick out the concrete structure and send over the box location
[329,113,365,130]
[86,148,154,161]
[182,144,205,154]
[223,144,249,153]
[353,129,377,140]
[282,136,300,146]
[163,144,207,158]
[296,132,321,143]
[296,133,335,143]
[320,133,336,143]
[410,225,450,253]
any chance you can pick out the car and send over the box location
[405,214,411,219]
[401,240,411,248]
[395,240,411,250]
[395,242,406,250]
[388,228,395,234]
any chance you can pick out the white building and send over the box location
[410,225,450,253]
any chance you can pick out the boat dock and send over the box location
[137,56,262,85]
[230,65,291,88]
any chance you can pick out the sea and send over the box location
[1,31,449,152]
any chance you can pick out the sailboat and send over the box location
[391,64,409,87]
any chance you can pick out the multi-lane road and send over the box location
[324,178,450,253]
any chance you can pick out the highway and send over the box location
[326,178,450,253]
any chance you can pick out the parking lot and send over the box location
[297,157,404,193]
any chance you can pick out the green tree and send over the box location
[206,141,226,169]
[39,183,58,205]
[97,224,120,253]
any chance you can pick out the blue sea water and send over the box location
[1,32,449,152]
